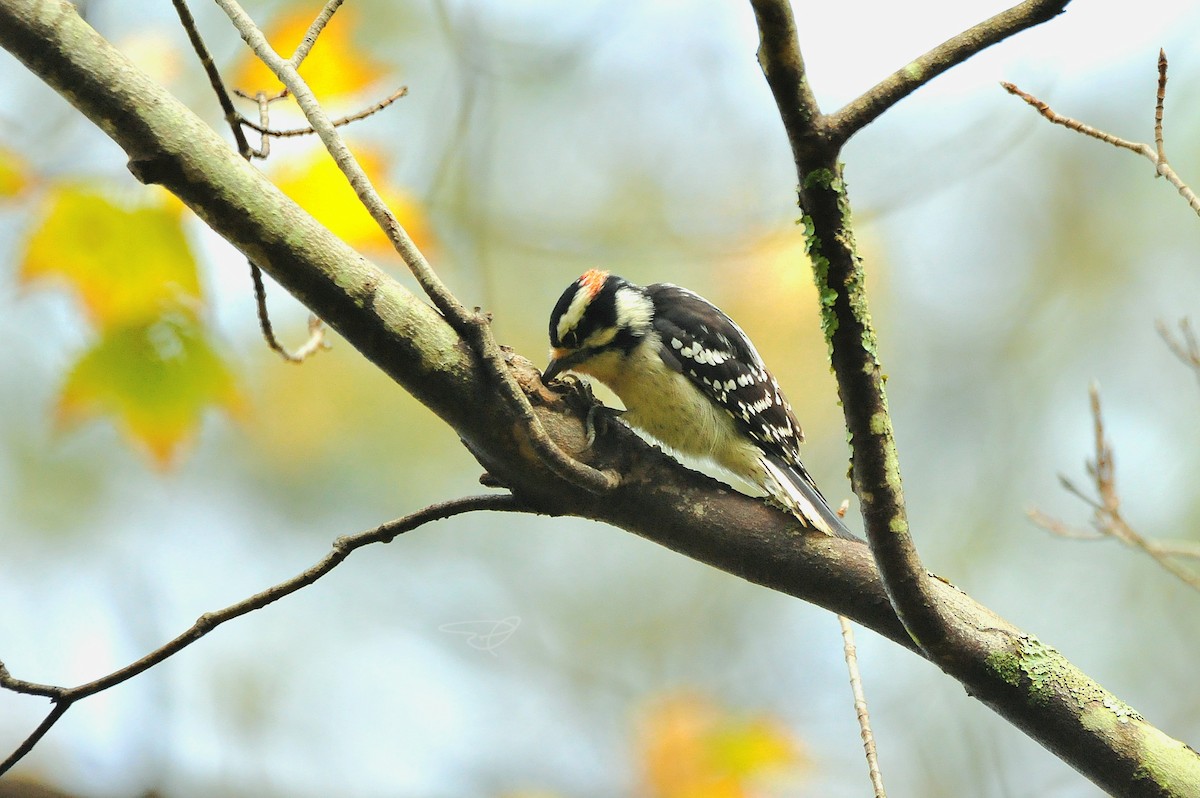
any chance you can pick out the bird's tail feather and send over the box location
[761,456,860,541]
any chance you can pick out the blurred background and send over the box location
[1,0,1199,795]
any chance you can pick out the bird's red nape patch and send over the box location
[578,268,609,299]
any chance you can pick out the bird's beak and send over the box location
[543,347,581,383]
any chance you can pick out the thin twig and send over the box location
[1155,49,1167,165]
[249,90,270,159]
[170,0,252,159]
[214,0,619,494]
[0,494,532,776]
[0,700,70,776]
[234,87,288,103]
[1003,51,1200,216]
[249,262,328,362]
[1029,384,1200,593]
[240,86,408,138]
[1002,82,1151,156]
[171,0,328,360]
[839,615,886,798]
[1158,318,1200,390]
[290,0,346,68]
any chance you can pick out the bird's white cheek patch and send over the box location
[613,286,652,331]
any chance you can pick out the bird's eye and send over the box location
[562,330,579,349]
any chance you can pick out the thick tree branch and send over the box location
[0,1,1197,794]
[751,0,950,668]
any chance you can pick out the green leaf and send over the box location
[57,314,243,468]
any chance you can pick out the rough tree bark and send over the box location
[0,0,1196,794]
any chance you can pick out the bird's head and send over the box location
[544,269,653,383]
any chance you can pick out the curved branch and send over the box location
[746,2,1200,793]
[0,494,531,775]
[825,0,1072,143]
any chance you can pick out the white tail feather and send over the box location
[760,457,858,540]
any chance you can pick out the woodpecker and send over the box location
[544,269,856,540]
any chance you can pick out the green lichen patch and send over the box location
[1133,730,1200,795]
[986,651,1022,688]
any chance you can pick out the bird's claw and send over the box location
[585,404,625,449]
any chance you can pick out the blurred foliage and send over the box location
[0,145,30,200]
[56,315,243,468]
[270,144,435,255]
[21,186,201,328]
[229,3,387,99]
[18,184,240,467]
[636,692,807,798]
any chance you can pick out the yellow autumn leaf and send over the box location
[708,718,798,778]
[0,145,30,199]
[21,185,201,329]
[273,146,434,253]
[638,693,807,798]
[57,314,244,468]
[230,4,386,100]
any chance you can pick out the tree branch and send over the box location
[0,1,1197,793]
[1003,51,1200,217]
[1029,384,1200,594]
[748,1,1199,793]
[750,0,951,665]
[0,494,531,775]
[825,0,1072,143]
[171,0,331,361]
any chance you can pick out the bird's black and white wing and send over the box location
[645,283,855,540]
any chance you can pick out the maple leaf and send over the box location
[21,185,201,329]
[57,314,244,468]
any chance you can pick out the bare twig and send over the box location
[248,90,270,159]
[1003,50,1200,216]
[234,87,288,103]
[214,0,619,494]
[0,494,533,775]
[169,0,252,159]
[1155,49,1167,165]
[240,86,408,138]
[290,0,346,68]
[1158,317,1200,389]
[839,616,886,797]
[249,263,329,362]
[170,0,329,360]
[1029,384,1200,593]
